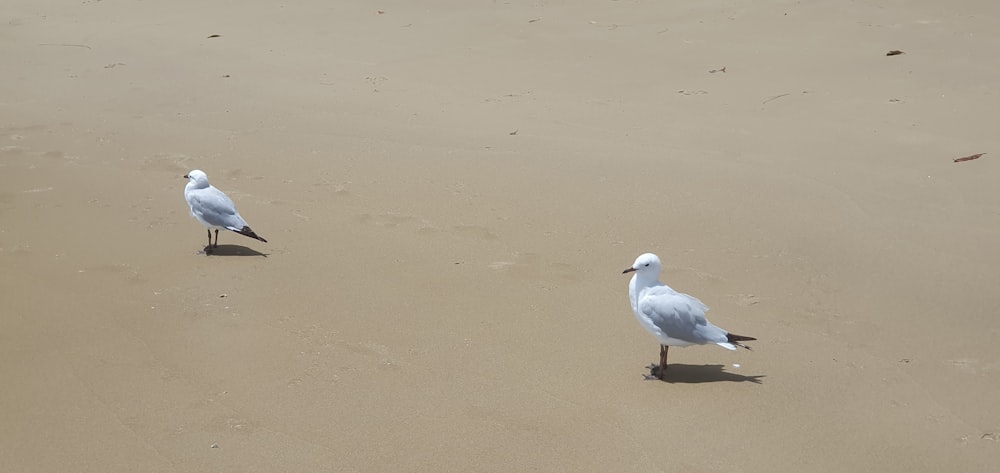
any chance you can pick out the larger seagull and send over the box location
[623,253,755,380]
[183,170,267,254]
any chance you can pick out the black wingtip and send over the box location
[727,333,756,350]
[236,226,267,243]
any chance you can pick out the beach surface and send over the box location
[2,1,998,471]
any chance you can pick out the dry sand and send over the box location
[2,1,998,471]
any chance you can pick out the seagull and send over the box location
[623,253,755,380]
[183,170,267,253]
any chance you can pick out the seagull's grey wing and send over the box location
[639,288,726,345]
[188,187,248,230]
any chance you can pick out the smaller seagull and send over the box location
[623,253,755,380]
[183,170,267,254]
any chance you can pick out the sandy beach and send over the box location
[2,1,998,471]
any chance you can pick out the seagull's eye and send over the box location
[644,263,649,267]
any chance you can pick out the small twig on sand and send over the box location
[954,153,984,163]
[762,93,790,104]
[38,43,92,49]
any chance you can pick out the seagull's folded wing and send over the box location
[639,287,725,345]
[189,189,243,229]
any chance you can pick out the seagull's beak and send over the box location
[183,174,189,179]
[622,267,636,274]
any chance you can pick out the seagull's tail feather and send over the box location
[726,333,756,350]
[232,225,267,243]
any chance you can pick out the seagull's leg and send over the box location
[646,345,668,379]
[205,229,213,254]
[213,229,219,248]
[658,345,669,379]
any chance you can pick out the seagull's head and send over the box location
[623,253,661,276]
[184,170,210,187]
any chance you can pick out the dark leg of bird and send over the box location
[213,229,220,248]
[647,345,669,379]
[658,345,669,379]
[205,230,213,254]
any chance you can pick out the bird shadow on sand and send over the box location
[646,364,764,384]
[200,244,268,257]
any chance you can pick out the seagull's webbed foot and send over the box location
[643,345,669,380]
[644,363,668,380]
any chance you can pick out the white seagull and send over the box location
[183,170,267,253]
[623,253,755,379]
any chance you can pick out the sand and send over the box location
[2,1,998,471]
